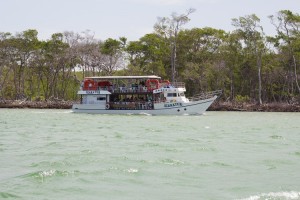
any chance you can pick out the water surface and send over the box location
[0,109,300,199]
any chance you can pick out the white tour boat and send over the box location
[72,75,221,115]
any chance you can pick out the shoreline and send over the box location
[0,100,74,109]
[0,100,300,112]
[208,101,300,112]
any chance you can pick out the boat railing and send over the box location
[188,90,222,101]
[81,85,150,93]
[170,82,185,88]
[81,82,186,92]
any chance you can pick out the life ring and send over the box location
[83,79,96,90]
[105,104,110,109]
[146,79,159,91]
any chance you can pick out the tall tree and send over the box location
[232,14,265,104]
[269,10,300,95]
[176,27,226,94]
[0,32,14,98]
[125,34,169,76]
[100,38,125,75]
[42,33,69,99]
[219,32,243,101]
[154,8,195,83]
[10,29,40,99]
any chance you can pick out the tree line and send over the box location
[0,10,299,104]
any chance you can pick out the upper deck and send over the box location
[84,75,161,80]
[79,75,185,94]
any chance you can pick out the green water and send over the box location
[0,109,300,200]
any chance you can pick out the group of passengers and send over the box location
[110,95,154,110]
[111,96,150,103]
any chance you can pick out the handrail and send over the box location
[170,82,185,88]
[188,90,222,101]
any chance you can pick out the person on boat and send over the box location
[80,81,84,90]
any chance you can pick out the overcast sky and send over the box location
[1,0,299,41]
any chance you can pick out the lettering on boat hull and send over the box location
[164,102,182,107]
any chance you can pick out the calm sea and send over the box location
[0,109,300,200]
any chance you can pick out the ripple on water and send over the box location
[21,169,79,183]
[237,191,300,200]
[192,146,217,152]
[270,135,284,140]
[144,128,162,133]
[29,160,72,168]
[294,152,300,157]
[165,148,180,152]
[126,168,139,173]
[0,192,20,198]
[160,158,185,166]
[212,161,232,167]
[141,142,162,147]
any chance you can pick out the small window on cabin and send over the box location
[167,93,177,97]
[97,97,106,101]
[179,93,185,97]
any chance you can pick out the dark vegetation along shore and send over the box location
[0,100,74,109]
[1,10,300,109]
[1,100,300,112]
[208,101,300,112]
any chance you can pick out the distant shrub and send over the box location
[235,95,250,103]
[32,96,45,101]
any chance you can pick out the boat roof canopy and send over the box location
[84,75,161,80]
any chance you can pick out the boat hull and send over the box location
[72,96,217,115]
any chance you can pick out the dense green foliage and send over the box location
[0,10,300,104]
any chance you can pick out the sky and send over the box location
[1,0,299,41]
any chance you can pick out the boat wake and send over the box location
[138,112,152,116]
[238,191,300,200]
[123,112,152,116]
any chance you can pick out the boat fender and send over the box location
[106,104,110,109]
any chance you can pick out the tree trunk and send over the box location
[257,53,262,105]
[230,68,234,101]
[292,55,300,94]
[171,44,176,83]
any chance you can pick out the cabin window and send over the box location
[167,93,177,97]
[179,93,185,97]
[97,97,106,101]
